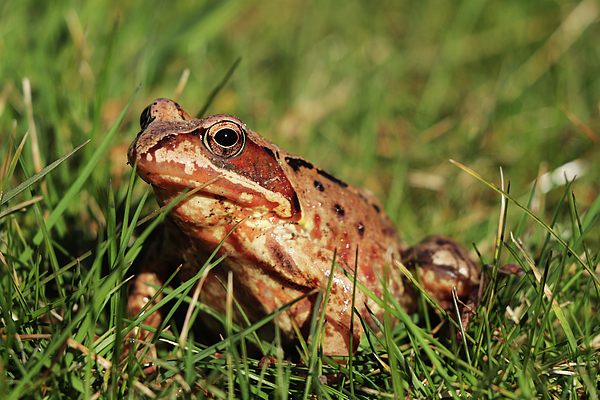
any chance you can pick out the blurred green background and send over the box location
[2,0,600,397]
[1,0,599,257]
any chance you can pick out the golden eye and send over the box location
[204,121,246,158]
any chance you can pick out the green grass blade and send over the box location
[32,87,139,245]
[1,140,88,207]
[450,159,600,290]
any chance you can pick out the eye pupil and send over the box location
[214,128,238,147]
[204,121,246,158]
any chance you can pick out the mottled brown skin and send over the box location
[127,98,480,356]
[402,236,480,310]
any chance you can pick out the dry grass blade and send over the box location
[179,267,211,352]
[0,196,43,219]
[561,106,600,146]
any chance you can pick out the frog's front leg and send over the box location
[128,271,165,340]
[126,226,180,357]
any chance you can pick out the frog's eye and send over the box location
[140,104,155,130]
[204,121,246,158]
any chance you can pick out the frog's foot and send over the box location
[402,236,524,335]
[459,262,524,331]
[402,236,480,310]
[122,271,165,368]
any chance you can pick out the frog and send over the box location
[126,98,481,357]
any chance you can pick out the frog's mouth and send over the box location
[149,170,303,223]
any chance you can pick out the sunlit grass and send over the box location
[1,0,599,398]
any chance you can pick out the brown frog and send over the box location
[127,98,480,356]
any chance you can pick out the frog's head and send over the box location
[128,98,301,221]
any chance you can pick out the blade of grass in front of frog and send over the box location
[133,175,223,229]
[361,304,386,348]
[0,123,16,194]
[394,305,465,399]
[1,139,88,208]
[373,293,436,395]
[381,261,406,398]
[581,186,600,231]
[173,217,270,355]
[491,167,509,277]
[335,260,395,316]
[529,250,561,370]
[106,178,118,270]
[452,288,472,367]
[572,192,600,251]
[479,169,511,352]
[127,255,222,341]
[536,178,574,276]
[195,57,242,119]
[450,159,600,291]
[122,184,188,267]
[225,271,236,400]
[384,284,481,377]
[570,191,596,272]
[223,272,253,400]
[513,179,536,240]
[117,159,140,257]
[83,163,160,274]
[32,86,139,246]
[0,126,26,200]
[191,289,319,363]
[510,233,578,356]
[253,343,276,399]
[115,177,150,269]
[274,321,288,400]
[348,247,359,397]
[302,250,336,400]
[119,262,217,371]
[393,260,463,335]
[145,217,249,349]
[290,313,311,364]
[211,275,268,355]
[361,307,425,394]
[362,303,409,375]
[121,258,197,342]
[179,267,211,350]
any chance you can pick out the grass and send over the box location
[1,0,600,398]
